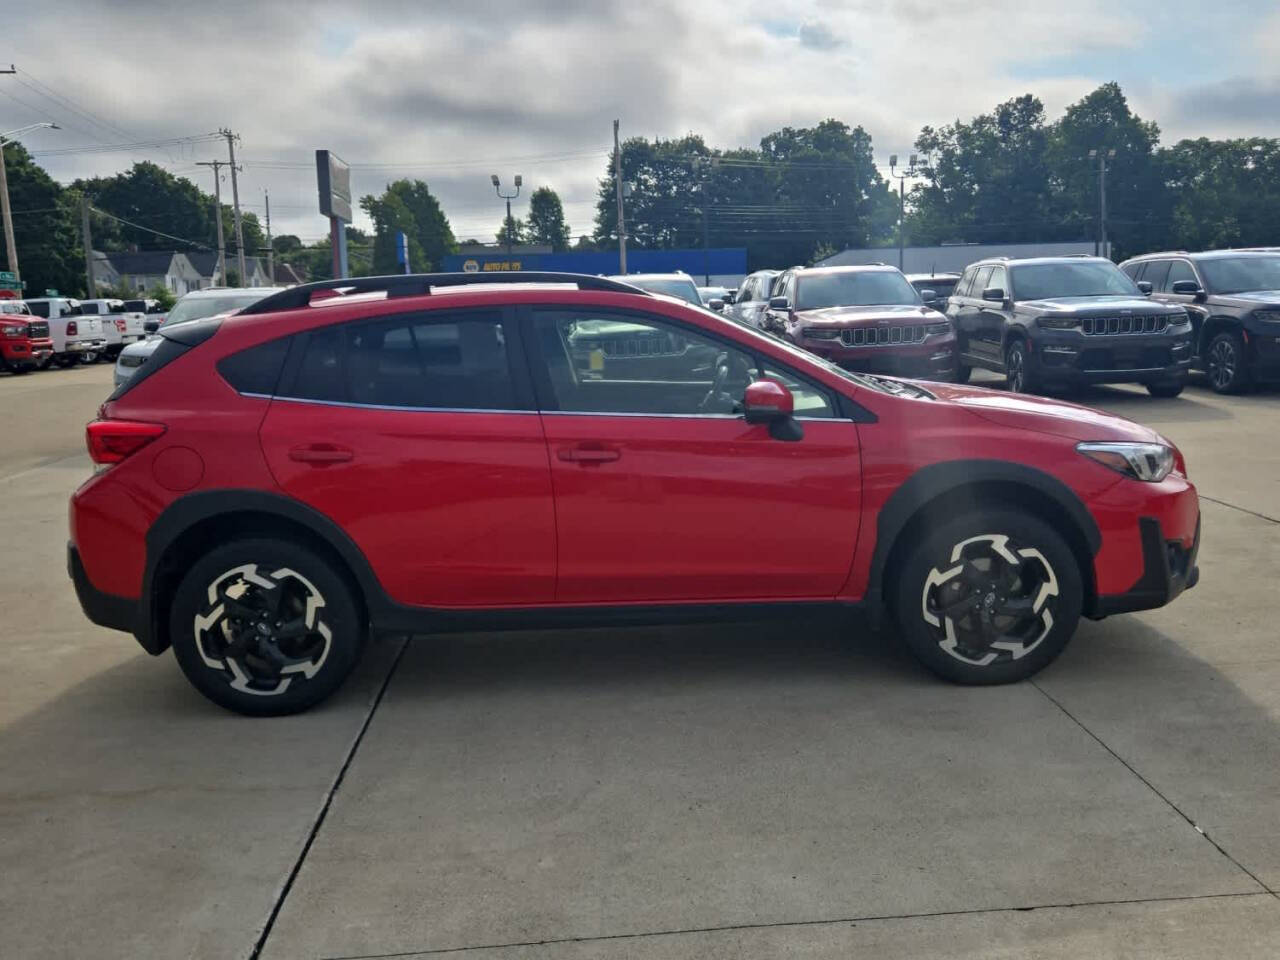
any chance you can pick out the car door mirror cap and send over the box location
[768,296,791,311]
[982,287,1006,303]
[743,379,794,424]
[1171,280,1205,300]
[1136,280,1153,295]
[919,289,937,304]
[708,298,725,311]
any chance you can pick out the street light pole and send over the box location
[0,121,59,284]
[614,119,627,273]
[491,174,523,259]
[888,153,918,273]
[1088,148,1116,259]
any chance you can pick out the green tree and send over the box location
[75,162,214,253]
[292,227,374,281]
[495,214,525,248]
[146,282,176,311]
[360,179,455,274]
[0,142,83,295]
[1045,82,1164,259]
[525,186,571,250]
[1156,138,1280,252]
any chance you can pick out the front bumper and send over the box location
[1033,328,1193,384]
[1,340,53,366]
[801,337,957,380]
[1090,515,1200,618]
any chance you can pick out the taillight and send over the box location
[86,419,166,465]
[115,318,127,332]
[66,320,78,336]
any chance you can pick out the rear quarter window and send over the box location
[217,337,290,395]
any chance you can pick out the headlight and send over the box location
[1077,442,1175,482]
[1037,316,1079,330]
[1252,309,1280,325]
[802,327,841,340]
[925,322,951,336]
[2,324,23,338]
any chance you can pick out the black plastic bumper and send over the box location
[67,542,149,645]
[1090,515,1200,618]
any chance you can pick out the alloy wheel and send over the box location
[1208,339,1236,391]
[920,533,1060,667]
[1007,347,1025,392]
[192,564,332,696]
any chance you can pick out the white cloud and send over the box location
[7,0,1273,243]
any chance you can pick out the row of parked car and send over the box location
[660,247,1280,397]
[0,295,167,375]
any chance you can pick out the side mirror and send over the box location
[143,320,159,334]
[708,298,725,312]
[768,296,790,311]
[743,379,803,441]
[1137,280,1153,295]
[722,291,736,304]
[982,287,1006,303]
[1171,280,1202,296]
[919,288,937,304]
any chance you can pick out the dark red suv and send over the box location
[69,273,1200,715]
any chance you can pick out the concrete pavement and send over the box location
[1,363,1277,959]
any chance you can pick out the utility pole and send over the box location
[614,119,627,273]
[0,139,17,282]
[888,153,918,273]
[1089,148,1116,258]
[81,195,96,298]
[264,189,273,284]
[221,129,247,283]
[195,160,229,284]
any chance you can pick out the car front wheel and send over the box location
[1205,332,1250,394]
[169,538,365,715]
[1005,340,1039,394]
[891,509,1082,685]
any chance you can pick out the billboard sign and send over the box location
[315,150,352,222]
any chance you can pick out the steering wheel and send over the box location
[698,352,754,414]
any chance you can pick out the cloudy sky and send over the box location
[7,0,1280,245]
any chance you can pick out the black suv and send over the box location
[1120,250,1280,393]
[947,256,1192,396]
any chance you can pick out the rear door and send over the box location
[258,307,556,608]
[525,305,862,603]
[976,264,1009,360]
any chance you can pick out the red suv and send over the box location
[69,273,1200,715]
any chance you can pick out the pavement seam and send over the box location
[247,636,411,960]
[319,891,1271,959]
[1030,679,1278,899]
[1199,495,1280,525]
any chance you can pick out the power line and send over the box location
[13,73,136,145]
[89,205,211,249]
[31,133,223,157]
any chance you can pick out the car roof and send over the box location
[177,286,285,300]
[970,256,1112,267]
[608,273,694,282]
[904,273,961,281]
[1123,249,1280,263]
[794,264,900,275]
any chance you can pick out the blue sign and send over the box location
[441,247,747,279]
[395,232,410,274]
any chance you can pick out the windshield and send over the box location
[162,293,263,327]
[620,277,702,306]
[797,271,920,310]
[1010,261,1139,300]
[1198,256,1280,295]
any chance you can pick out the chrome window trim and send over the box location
[242,393,537,415]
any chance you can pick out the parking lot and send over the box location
[2,362,1278,959]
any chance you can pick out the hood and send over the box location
[926,380,1162,443]
[1214,290,1280,307]
[793,304,945,326]
[1016,295,1179,316]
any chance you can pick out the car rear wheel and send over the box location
[1004,339,1039,394]
[1146,379,1186,398]
[78,351,98,364]
[170,538,364,716]
[1205,332,1250,394]
[891,509,1082,685]
[953,363,972,384]
[54,355,77,368]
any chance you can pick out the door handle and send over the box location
[557,445,621,464]
[289,443,354,464]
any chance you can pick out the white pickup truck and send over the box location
[22,297,108,366]
[79,298,146,358]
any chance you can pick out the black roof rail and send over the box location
[236,271,649,316]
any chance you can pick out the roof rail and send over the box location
[236,271,648,316]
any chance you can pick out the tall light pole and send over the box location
[491,174,522,259]
[613,119,627,273]
[1089,148,1116,258]
[0,122,59,284]
[888,153,918,272]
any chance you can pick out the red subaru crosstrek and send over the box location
[69,273,1200,715]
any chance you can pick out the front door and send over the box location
[526,306,863,604]
[259,308,556,608]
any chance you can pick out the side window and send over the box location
[27,302,49,318]
[1141,260,1170,291]
[1121,262,1141,280]
[955,268,975,298]
[1166,260,1196,291]
[218,337,290,395]
[972,265,995,296]
[759,364,835,419]
[289,312,516,410]
[986,265,1008,295]
[533,310,754,416]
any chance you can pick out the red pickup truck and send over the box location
[0,299,54,373]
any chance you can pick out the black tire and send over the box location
[1146,379,1185,398]
[79,351,98,365]
[169,538,364,716]
[1004,339,1039,394]
[953,363,972,384]
[54,355,77,368]
[1205,332,1250,394]
[890,508,1082,685]
[9,364,30,375]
